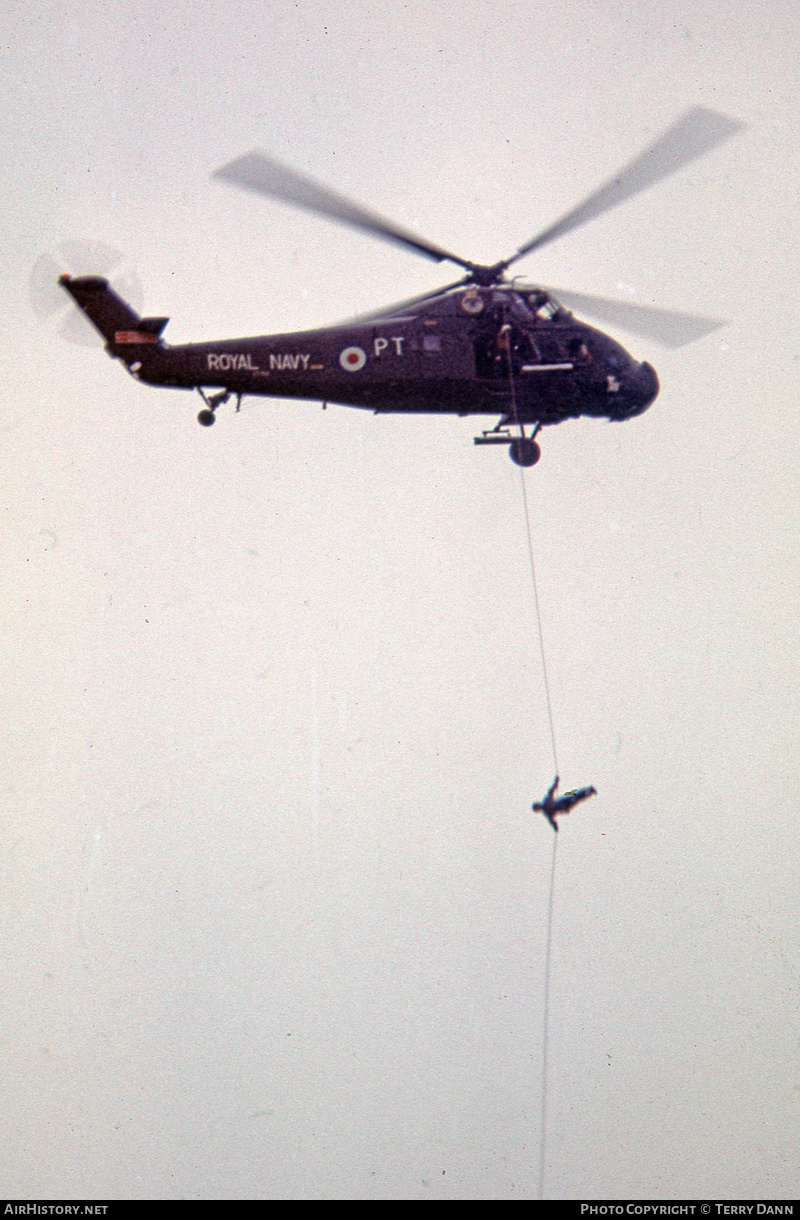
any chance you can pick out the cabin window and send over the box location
[531,336,566,363]
[422,333,442,353]
[568,336,592,363]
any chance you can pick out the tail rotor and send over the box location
[29,241,143,346]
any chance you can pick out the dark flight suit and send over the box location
[533,776,597,831]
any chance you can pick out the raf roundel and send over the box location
[339,345,367,372]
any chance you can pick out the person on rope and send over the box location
[533,775,597,832]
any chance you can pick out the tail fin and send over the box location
[59,275,168,347]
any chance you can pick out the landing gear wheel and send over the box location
[509,438,541,467]
[197,409,216,427]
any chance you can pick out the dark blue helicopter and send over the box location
[59,107,743,467]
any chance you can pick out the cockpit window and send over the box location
[528,291,561,321]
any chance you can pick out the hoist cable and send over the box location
[537,832,558,1199]
[499,314,561,1199]
[521,470,559,1199]
[499,309,559,775]
[518,459,560,1203]
[511,353,560,1198]
[518,469,559,777]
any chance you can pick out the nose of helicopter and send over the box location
[623,361,659,418]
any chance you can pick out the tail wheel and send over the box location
[197,410,216,426]
[509,438,541,467]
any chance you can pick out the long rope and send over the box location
[499,310,559,775]
[537,831,558,1199]
[502,319,561,1199]
[518,469,559,777]
[516,444,560,1200]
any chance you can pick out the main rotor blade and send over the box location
[507,107,745,267]
[213,151,473,271]
[338,277,472,325]
[547,287,726,347]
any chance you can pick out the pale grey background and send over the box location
[2,0,798,1200]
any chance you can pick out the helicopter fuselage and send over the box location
[53,109,748,463]
[62,275,658,431]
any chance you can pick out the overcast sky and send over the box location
[3,0,799,1200]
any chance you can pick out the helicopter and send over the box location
[59,107,743,467]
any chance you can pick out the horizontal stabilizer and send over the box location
[136,316,169,336]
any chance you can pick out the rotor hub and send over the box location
[466,261,508,287]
